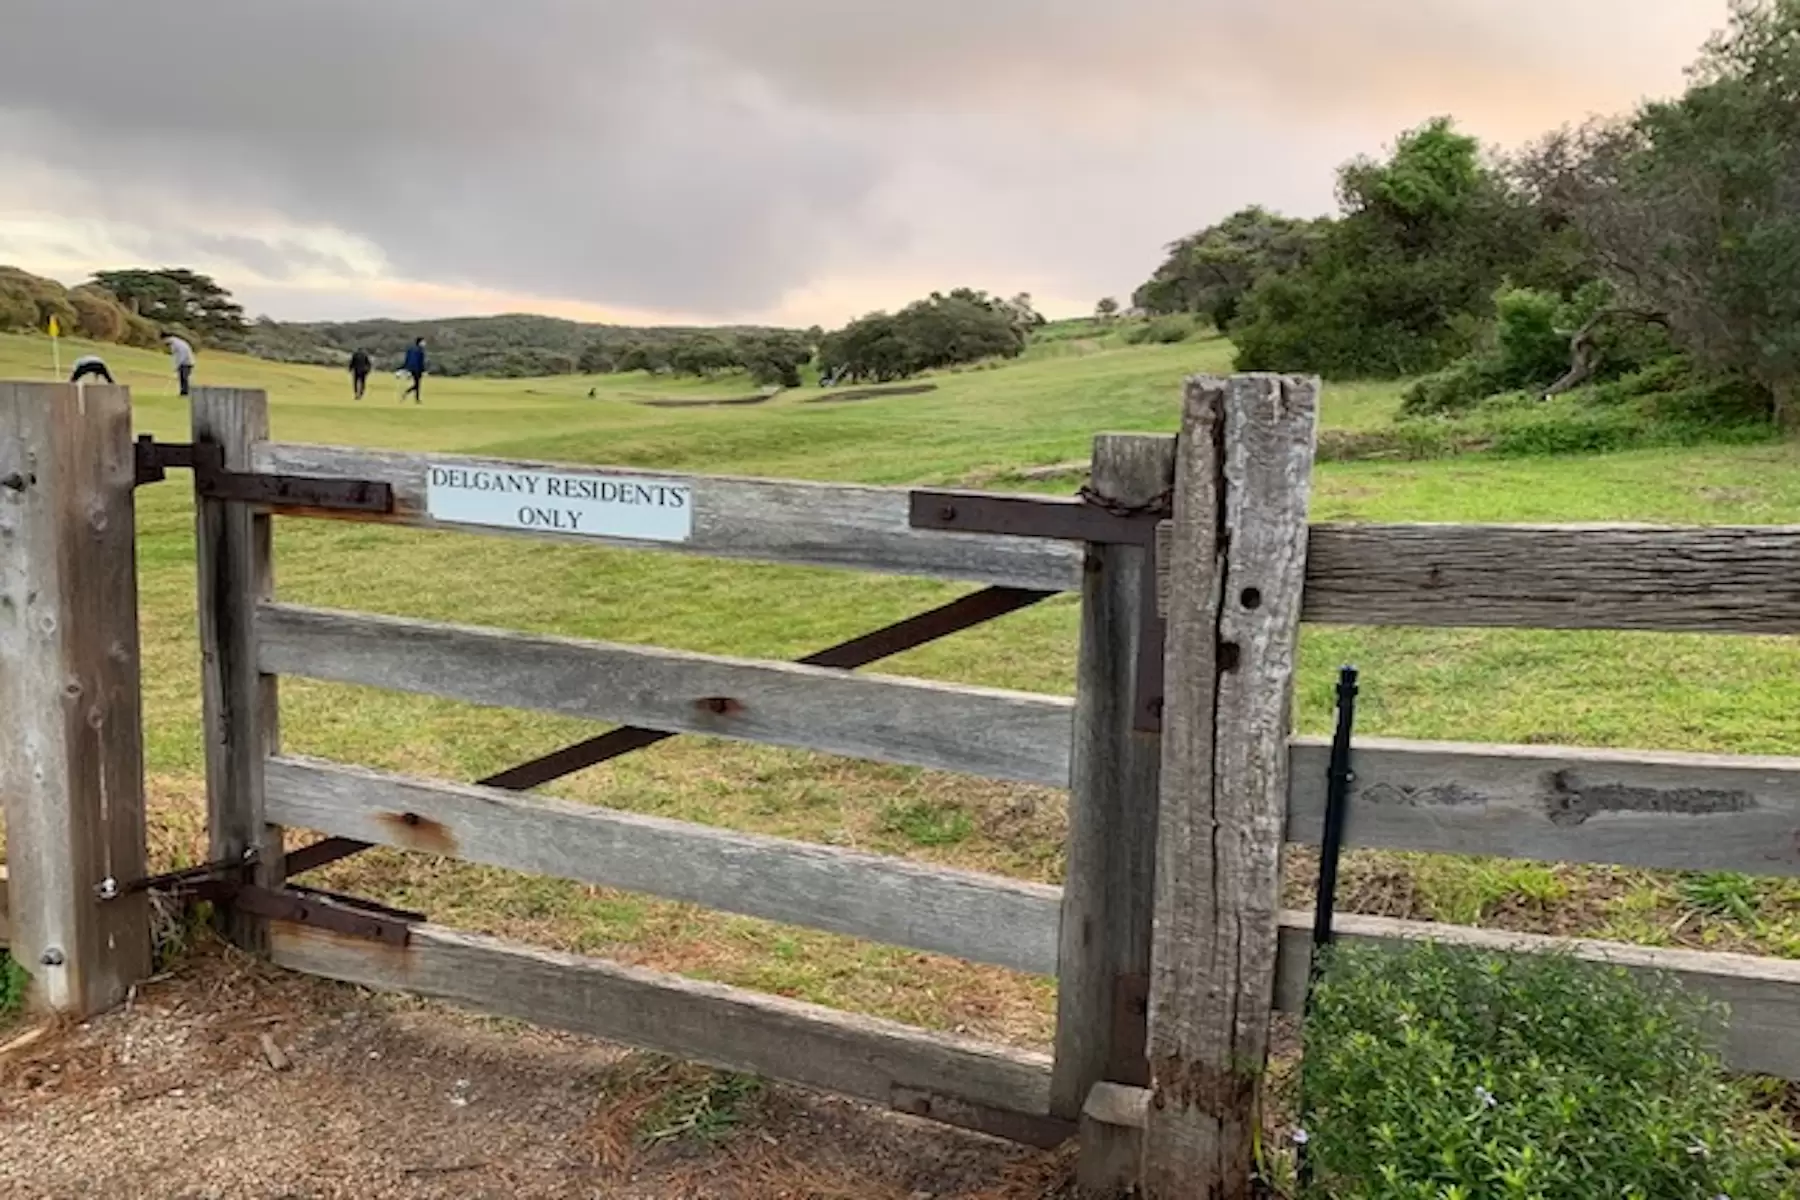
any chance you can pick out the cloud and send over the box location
[0,0,1730,323]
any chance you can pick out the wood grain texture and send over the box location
[254,442,1086,592]
[1271,911,1800,1081]
[257,603,1073,788]
[264,756,1061,974]
[193,389,283,951]
[0,382,150,1013]
[1146,375,1318,1198]
[1287,737,1800,875]
[270,918,1067,1145]
[1054,434,1174,1120]
[1160,521,1800,633]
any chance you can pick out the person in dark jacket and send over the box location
[349,348,372,400]
[69,354,115,384]
[401,338,426,404]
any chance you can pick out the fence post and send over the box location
[1143,375,1318,1197]
[0,382,151,1014]
[193,388,282,951]
[1052,433,1174,1186]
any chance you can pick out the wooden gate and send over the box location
[5,377,1800,1197]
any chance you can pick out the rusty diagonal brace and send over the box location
[907,489,1169,732]
[285,584,1054,878]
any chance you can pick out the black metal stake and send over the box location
[1296,664,1359,1192]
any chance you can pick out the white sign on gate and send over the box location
[425,464,694,543]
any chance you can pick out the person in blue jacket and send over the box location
[401,337,427,404]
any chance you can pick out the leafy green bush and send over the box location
[1124,314,1200,345]
[0,951,25,1018]
[1295,942,1798,1199]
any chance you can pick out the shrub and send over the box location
[69,284,128,341]
[1295,941,1798,1199]
[0,951,24,1018]
[1401,357,1507,416]
[1125,313,1200,345]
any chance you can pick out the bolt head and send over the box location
[40,947,65,967]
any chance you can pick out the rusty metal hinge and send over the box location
[133,436,394,514]
[97,851,418,947]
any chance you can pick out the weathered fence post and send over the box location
[193,388,283,951]
[0,382,151,1014]
[1052,433,1174,1189]
[1143,375,1318,1197]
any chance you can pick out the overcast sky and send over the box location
[0,1,1730,326]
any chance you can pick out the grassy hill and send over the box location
[2,328,1796,1045]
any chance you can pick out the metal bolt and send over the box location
[40,947,65,967]
[242,846,260,865]
[938,504,957,521]
[95,876,119,901]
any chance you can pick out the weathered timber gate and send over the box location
[5,376,1800,1198]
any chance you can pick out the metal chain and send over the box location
[1074,482,1173,519]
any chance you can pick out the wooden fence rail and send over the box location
[257,603,1074,788]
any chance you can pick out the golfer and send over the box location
[69,354,115,384]
[401,337,426,404]
[163,332,195,397]
[349,347,372,399]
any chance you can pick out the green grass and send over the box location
[2,329,1797,1047]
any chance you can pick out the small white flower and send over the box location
[1474,1086,1497,1109]
[1687,1140,1710,1158]
[1291,1128,1310,1146]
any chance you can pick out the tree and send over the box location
[1132,207,1322,329]
[90,268,248,343]
[738,331,813,388]
[577,337,617,374]
[667,334,741,376]
[1095,297,1120,321]
[818,289,1028,383]
[1523,0,1800,425]
[1232,118,1578,377]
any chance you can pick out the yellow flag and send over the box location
[47,315,59,338]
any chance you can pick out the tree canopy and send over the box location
[1230,118,1580,378]
[91,268,248,344]
[817,289,1028,383]
[1132,206,1322,330]
[1522,0,1800,424]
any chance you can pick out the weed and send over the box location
[1680,872,1765,926]
[638,1069,763,1147]
[879,798,973,847]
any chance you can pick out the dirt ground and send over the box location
[0,944,1076,1200]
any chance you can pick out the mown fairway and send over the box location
[3,329,1797,1045]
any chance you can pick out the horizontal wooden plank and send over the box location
[254,442,1086,592]
[265,756,1061,975]
[256,604,1073,788]
[1160,522,1800,633]
[271,917,1068,1145]
[1288,737,1800,876]
[1273,910,1800,1079]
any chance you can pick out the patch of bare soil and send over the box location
[0,944,1075,1200]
